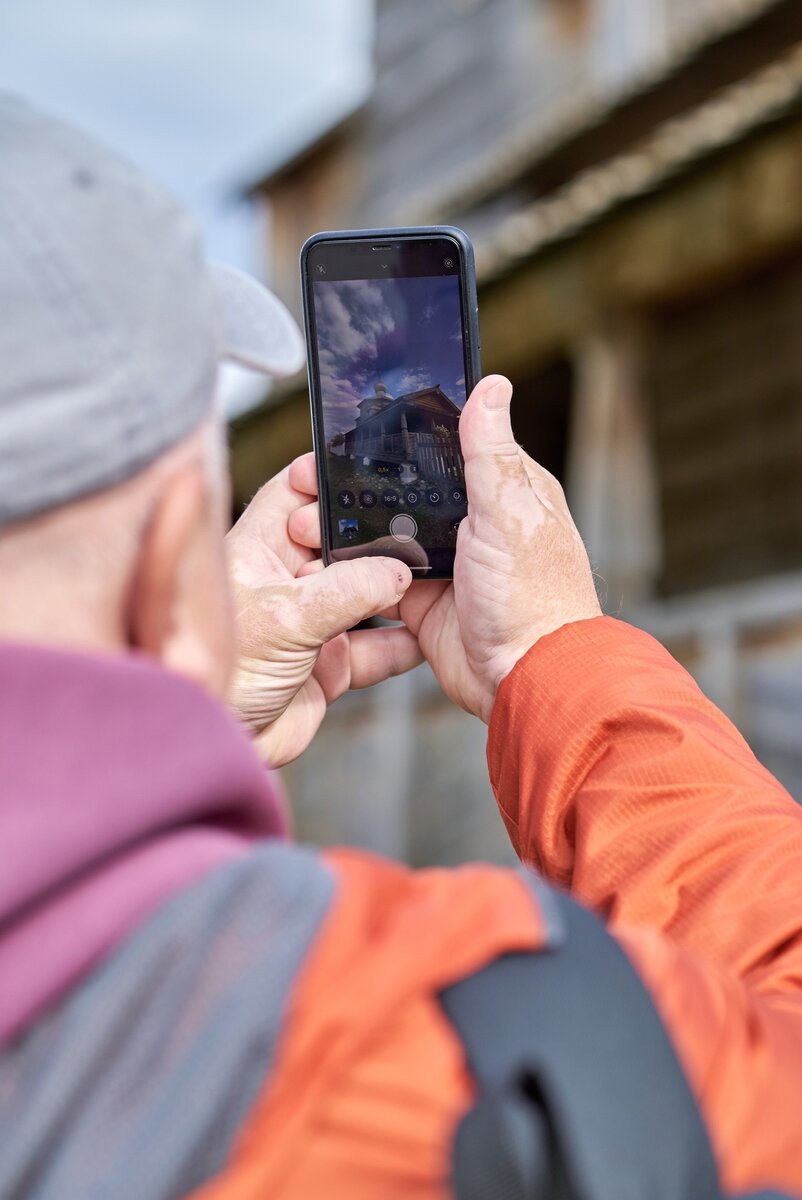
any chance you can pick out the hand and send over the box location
[288,376,601,724]
[226,462,422,766]
[405,374,602,720]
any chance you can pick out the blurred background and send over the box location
[6,0,802,863]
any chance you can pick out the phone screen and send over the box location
[305,235,475,577]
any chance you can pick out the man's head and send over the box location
[0,96,304,696]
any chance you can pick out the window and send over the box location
[647,257,802,595]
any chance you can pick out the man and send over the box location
[0,95,800,1200]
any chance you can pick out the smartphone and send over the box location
[300,227,481,579]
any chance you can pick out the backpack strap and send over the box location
[440,883,721,1200]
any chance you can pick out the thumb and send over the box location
[459,375,527,518]
[459,375,517,462]
[290,556,412,647]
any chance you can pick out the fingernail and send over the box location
[394,567,412,596]
[483,377,513,410]
[378,558,411,595]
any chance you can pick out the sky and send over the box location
[314,276,468,438]
[0,0,373,411]
[0,0,372,265]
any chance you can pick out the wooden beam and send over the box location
[478,112,802,376]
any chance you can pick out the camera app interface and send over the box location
[313,270,468,574]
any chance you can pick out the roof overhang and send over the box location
[477,37,802,287]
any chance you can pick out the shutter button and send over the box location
[389,514,418,543]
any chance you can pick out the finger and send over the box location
[233,463,304,536]
[288,501,322,549]
[461,378,562,508]
[291,557,413,647]
[397,578,451,637]
[347,626,424,689]
[329,536,429,570]
[311,633,352,705]
[459,375,531,523]
[288,452,319,497]
[228,461,316,576]
[297,557,325,578]
[459,376,518,464]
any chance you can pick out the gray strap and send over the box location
[441,886,721,1200]
[0,843,334,1200]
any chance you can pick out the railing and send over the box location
[413,433,464,483]
[349,430,465,482]
[632,570,802,801]
[353,433,406,457]
[282,563,802,866]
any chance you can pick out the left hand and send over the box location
[226,459,422,766]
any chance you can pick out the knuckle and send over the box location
[334,561,379,611]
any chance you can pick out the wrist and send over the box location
[487,616,648,783]
[480,612,604,726]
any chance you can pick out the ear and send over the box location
[128,462,234,697]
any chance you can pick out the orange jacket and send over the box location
[194,617,802,1199]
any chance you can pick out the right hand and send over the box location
[400,374,602,721]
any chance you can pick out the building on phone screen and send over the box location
[335,382,464,485]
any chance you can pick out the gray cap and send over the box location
[0,95,305,526]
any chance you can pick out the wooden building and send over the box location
[342,383,464,482]
[233,0,802,862]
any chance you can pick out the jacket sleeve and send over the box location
[488,615,802,1196]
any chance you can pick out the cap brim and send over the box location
[209,261,306,379]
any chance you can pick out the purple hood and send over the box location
[0,641,286,1045]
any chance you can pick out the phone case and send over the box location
[300,227,482,577]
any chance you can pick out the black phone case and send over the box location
[299,226,482,579]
